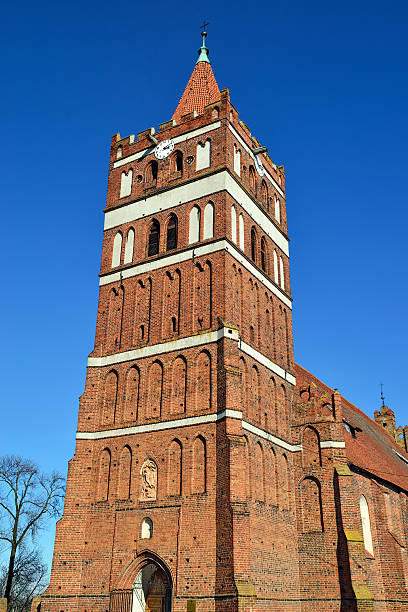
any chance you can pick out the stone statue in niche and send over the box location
[139,459,157,501]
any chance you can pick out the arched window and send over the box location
[148,220,160,256]
[269,448,277,505]
[250,227,257,263]
[141,517,153,539]
[97,449,111,501]
[261,180,268,206]
[124,366,140,422]
[196,350,211,411]
[239,213,245,250]
[233,144,241,176]
[189,205,201,244]
[275,198,281,223]
[203,202,214,239]
[102,370,118,425]
[192,436,206,493]
[281,454,290,510]
[147,361,163,418]
[231,205,237,244]
[117,445,132,500]
[251,365,261,421]
[145,160,158,184]
[111,232,122,268]
[273,250,278,283]
[260,237,267,272]
[239,357,248,412]
[279,256,285,290]
[255,442,265,501]
[249,166,256,191]
[172,150,183,175]
[120,169,132,198]
[168,439,182,496]
[302,427,321,468]
[166,214,178,251]
[171,356,187,414]
[301,478,323,532]
[123,228,134,264]
[360,495,374,555]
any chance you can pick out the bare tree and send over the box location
[0,547,48,611]
[0,455,65,605]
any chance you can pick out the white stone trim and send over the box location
[100,239,292,309]
[76,409,300,452]
[87,326,296,387]
[228,124,284,198]
[104,173,226,230]
[223,173,289,255]
[76,411,345,457]
[103,171,289,257]
[101,241,224,286]
[113,122,221,169]
[239,340,295,383]
[392,448,408,465]
[242,421,302,452]
[76,408,242,440]
[320,440,346,449]
[225,241,292,308]
[88,327,239,368]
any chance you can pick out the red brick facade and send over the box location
[40,44,408,612]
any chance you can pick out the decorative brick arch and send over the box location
[114,549,173,591]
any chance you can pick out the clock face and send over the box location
[254,154,265,177]
[154,139,175,160]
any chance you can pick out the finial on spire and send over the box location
[197,21,211,64]
[380,383,385,407]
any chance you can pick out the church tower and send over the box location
[42,30,299,612]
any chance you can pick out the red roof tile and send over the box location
[172,61,221,122]
[295,363,408,491]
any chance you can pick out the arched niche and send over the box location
[141,517,153,539]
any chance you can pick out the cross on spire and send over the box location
[380,383,385,407]
[200,21,210,48]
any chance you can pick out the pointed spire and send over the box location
[172,25,221,122]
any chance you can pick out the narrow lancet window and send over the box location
[148,220,160,256]
[166,215,178,251]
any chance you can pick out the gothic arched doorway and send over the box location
[132,562,172,612]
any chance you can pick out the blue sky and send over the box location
[1,0,407,567]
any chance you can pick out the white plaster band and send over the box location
[240,340,285,379]
[113,122,221,169]
[242,421,302,452]
[87,327,296,389]
[320,441,346,449]
[76,409,343,453]
[77,409,242,440]
[76,410,301,452]
[104,171,289,257]
[239,340,296,386]
[228,124,284,198]
[88,327,239,368]
[100,239,292,309]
